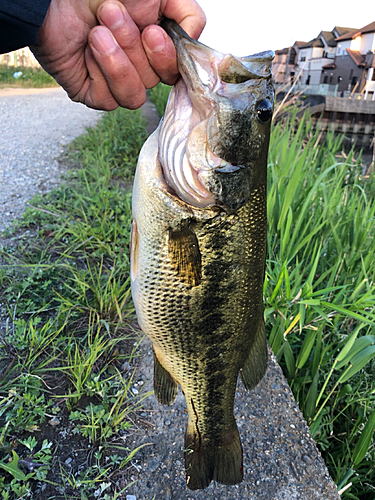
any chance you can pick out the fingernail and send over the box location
[99,2,124,30]
[91,28,117,55]
[144,28,166,53]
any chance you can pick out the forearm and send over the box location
[0,0,51,53]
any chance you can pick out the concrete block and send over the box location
[126,341,341,500]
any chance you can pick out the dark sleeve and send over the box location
[0,0,51,53]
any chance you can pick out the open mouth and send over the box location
[158,77,219,209]
[158,19,274,209]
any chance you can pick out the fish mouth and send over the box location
[158,19,274,209]
[160,18,273,93]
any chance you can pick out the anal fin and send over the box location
[240,319,268,391]
[153,349,178,405]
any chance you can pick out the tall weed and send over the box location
[266,112,375,498]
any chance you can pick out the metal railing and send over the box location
[276,83,339,96]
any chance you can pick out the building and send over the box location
[320,21,375,98]
[273,48,289,83]
[272,21,375,148]
[273,28,356,86]
[0,47,40,68]
[298,27,354,86]
[273,41,306,84]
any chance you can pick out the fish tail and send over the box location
[184,422,243,490]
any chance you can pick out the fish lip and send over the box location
[160,18,215,102]
[160,18,274,94]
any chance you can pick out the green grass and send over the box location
[265,111,375,498]
[0,108,148,499]
[0,85,374,499]
[148,83,172,117]
[0,65,58,88]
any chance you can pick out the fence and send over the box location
[342,91,375,101]
[278,83,339,97]
[0,48,40,68]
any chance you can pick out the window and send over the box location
[301,56,306,62]
[372,71,375,82]
[306,75,311,84]
[323,75,328,83]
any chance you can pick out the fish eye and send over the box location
[256,100,273,123]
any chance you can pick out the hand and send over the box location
[31,0,206,111]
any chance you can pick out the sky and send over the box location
[195,0,374,56]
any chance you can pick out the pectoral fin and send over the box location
[168,222,201,286]
[240,319,268,391]
[153,349,178,405]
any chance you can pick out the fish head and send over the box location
[158,19,274,212]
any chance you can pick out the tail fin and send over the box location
[184,424,243,490]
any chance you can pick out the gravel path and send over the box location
[0,87,102,234]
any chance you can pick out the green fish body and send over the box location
[131,19,274,490]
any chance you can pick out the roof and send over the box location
[275,48,289,55]
[320,31,337,47]
[346,49,366,67]
[274,43,305,55]
[334,26,359,37]
[294,41,306,48]
[322,62,336,69]
[335,20,375,41]
[300,38,324,49]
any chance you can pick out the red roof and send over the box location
[275,48,289,55]
[346,49,366,67]
[335,20,375,41]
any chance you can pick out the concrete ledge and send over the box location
[325,95,375,113]
[124,341,341,500]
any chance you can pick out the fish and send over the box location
[130,18,274,490]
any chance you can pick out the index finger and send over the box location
[161,0,206,40]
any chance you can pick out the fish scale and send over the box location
[131,19,274,490]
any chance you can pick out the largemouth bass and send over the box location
[131,19,274,490]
